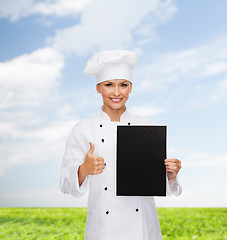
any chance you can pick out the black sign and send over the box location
[117,125,167,196]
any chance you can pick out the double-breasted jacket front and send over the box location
[60,107,182,240]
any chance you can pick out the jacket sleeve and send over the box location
[60,123,89,198]
[166,173,182,196]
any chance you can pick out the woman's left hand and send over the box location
[164,158,182,181]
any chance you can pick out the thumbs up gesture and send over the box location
[81,142,106,176]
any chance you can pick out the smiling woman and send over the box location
[60,50,182,240]
[96,79,132,121]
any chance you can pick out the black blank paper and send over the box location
[117,125,166,196]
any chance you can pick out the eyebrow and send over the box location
[106,80,128,84]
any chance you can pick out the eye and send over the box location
[105,83,112,87]
[121,83,128,87]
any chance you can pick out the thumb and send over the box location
[88,142,95,155]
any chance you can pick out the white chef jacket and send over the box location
[60,106,182,240]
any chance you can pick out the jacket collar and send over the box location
[99,105,128,122]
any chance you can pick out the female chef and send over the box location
[60,50,182,240]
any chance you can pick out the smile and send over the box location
[110,98,122,103]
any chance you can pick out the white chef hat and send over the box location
[84,50,138,84]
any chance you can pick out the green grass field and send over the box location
[0,208,226,239]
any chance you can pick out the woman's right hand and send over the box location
[80,142,106,176]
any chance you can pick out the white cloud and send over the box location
[202,62,227,76]
[0,47,64,108]
[0,0,33,21]
[0,138,64,175]
[183,152,227,168]
[134,36,227,93]
[0,0,178,56]
[0,118,79,174]
[57,104,75,118]
[32,0,92,17]
[129,104,164,117]
[0,120,77,141]
[210,78,227,104]
[51,0,177,55]
[168,148,227,168]
[27,121,75,141]
[0,0,91,21]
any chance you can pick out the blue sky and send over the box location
[0,0,227,207]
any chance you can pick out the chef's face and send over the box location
[96,79,132,111]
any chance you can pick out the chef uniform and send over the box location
[60,50,182,240]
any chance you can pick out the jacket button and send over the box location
[106,211,109,214]
[101,139,104,143]
[128,122,131,125]
[104,187,107,190]
[100,124,102,127]
[135,209,139,212]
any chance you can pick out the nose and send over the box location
[113,86,120,96]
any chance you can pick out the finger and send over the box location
[97,156,104,162]
[164,162,181,168]
[97,162,106,167]
[164,161,176,166]
[166,168,177,173]
[96,167,105,174]
[165,158,181,164]
[98,165,106,170]
[166,165,180,172]
[165,158,180,162]
[95,169,103,175]
[88,142,95,155]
